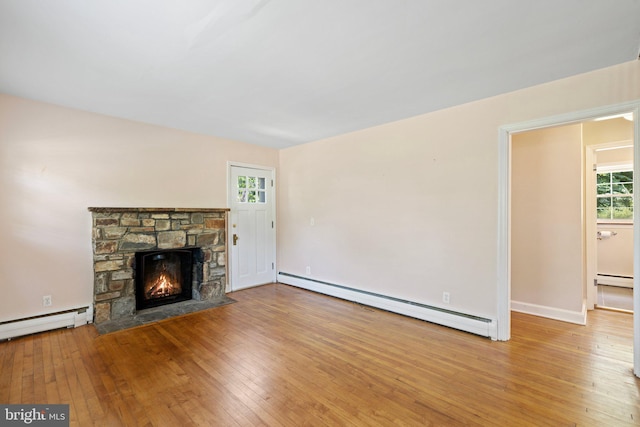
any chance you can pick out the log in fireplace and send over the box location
[134,247,202,310]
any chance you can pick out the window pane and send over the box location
[612,197,633,219]
[597,207,612,219]
[248,177,256,189]
[248,191,257,203]
[612,171,633,183]
[238,176,247,189]
[258,177,266,189]
[611,183,633,194]
[237,190,247,203]
[596,170,633,220]
[597,173,610,184]
[612,183,629,194]
[257,190,266,203]
[613,196,633,208]
[613,207,633,219]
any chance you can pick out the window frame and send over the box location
[596,163,634,224]
[236,174,267,204]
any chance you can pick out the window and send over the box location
[237,175,266,203]
[596,168,633,220]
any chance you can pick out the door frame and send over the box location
[497,100,640,377]
[227,161,277,292]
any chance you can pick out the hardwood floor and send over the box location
[1,283,638,426]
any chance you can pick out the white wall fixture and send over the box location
[0,306,93,341]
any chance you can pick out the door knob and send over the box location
[233,234,239,245]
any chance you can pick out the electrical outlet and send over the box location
[43,295,52,307]
[306,266,311,275]
[442,292,450,304]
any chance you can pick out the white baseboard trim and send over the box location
[511,300,586,325]
[597,275,633,288]
[278,273,497,340]
[0,305,93,341]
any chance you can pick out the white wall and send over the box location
[278,60,640,323]
[0,94,278,322]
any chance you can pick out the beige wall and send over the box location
[0,94,278,322]
[2,60,639,325]
[597,223,633,279]
[583,118,634,148]
[278,60,640,320]
[511,124,583,312]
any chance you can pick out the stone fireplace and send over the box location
[88,207,229,325]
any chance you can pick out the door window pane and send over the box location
[238,176,247,188]
[237,175,268,204]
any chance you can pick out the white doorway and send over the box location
[497,101,640,377]
[510,123,586,324]
[589,142,634,311]
[228,163,276,291]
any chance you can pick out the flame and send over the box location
[145,264,180,299]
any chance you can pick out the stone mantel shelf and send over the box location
[88,207,230,213]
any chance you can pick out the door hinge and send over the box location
[272,262,274,270]
[593,164,597,172]
[271,179,274,187]
[272,221,274,228]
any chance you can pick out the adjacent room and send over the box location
[1,1,640,425]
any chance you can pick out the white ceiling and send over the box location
[1,1,639,149]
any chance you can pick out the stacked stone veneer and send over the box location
[88,207,229,325]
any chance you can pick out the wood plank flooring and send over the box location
[1,283,638,426]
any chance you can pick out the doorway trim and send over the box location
[227,161,277,292]
[497,100,640,377]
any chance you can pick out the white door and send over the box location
[229,165,276,290]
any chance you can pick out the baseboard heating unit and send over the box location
[597,274,633,288]
[277,272,497,340]
[0,306,93,341]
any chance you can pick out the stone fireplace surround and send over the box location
[88,207,229,325]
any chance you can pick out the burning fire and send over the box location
[145,265,180,299]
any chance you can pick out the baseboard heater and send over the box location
[0,306,93,341]
[277,272,497,340]
[597,274,633,288]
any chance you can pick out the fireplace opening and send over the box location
[134,248,201,310]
